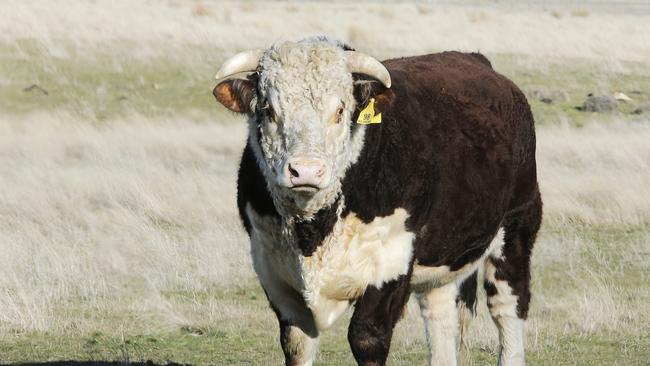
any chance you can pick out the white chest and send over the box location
[246,205,414,330]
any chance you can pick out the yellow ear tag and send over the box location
[356,98,382,125]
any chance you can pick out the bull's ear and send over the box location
[353,79,396,115]
[213,79,255,114]
[373,88,396,114]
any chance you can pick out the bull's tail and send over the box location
[457,270,478,366]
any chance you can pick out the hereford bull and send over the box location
[212,36,542,366]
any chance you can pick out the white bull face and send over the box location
[213,38,391,215]
[255,42,358,194]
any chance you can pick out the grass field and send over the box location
[1,1,649,365]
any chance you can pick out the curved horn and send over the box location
[214,49,264,80]
[345,51,391,88]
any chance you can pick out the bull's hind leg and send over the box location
[415,282,460,366]
[484,194,542,366]
[457,271,478,366]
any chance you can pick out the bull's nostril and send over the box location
[288,164,300,178]
[316,167,325,178]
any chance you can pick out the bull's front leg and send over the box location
[348,275,412,366]
[252,244,320,365]
[276,316,320,366]
[264,280,320,366]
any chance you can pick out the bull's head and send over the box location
[213,37,392,216]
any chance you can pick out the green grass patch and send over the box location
[2,40,649,125]
[491,54,650,126]
[0,40,230,121]
[1,330,648,365]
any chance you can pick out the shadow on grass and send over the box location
[4,362,190,366]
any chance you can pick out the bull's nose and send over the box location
[285,157,327,188]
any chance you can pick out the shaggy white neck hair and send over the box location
[247,37,367,219]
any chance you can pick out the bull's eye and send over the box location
[334,104,345,124]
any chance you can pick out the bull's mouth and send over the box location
[289,184,320,193]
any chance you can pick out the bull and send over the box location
[212,36,542,366]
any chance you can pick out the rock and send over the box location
[580,95,618,112]
[632,103,650,115]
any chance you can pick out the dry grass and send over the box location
[0,114,251,335]
[1,0,649,66]
[538,122,650,226]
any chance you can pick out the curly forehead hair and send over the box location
[256,38,356,112]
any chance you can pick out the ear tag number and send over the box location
[356,98,382,125]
